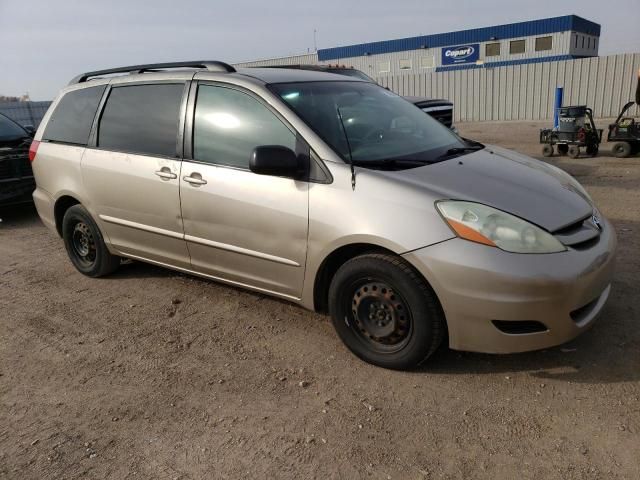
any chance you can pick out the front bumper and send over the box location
[403,218,617,353]
[0,177,35,206]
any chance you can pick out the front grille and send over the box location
[0,161,12,180]
[492,320,548,334]
[553,213,601,248]
[0,149,31,181]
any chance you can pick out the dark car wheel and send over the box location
[328,253,445,370]
[62,205,120,277]
[557,144,569,156]
[542,145,554,157]
[568,145,580,158]
[612,142,631,158]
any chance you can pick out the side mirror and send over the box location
[250,146,304,179]
[24,125,35,136]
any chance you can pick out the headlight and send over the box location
[436,201,566,254]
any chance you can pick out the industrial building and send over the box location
[235,15,601,75]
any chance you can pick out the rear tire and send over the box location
[62,205,120,277]
[612,142,631,158]
[568,145,580,158]
[328,253,445,370]
[541,145,554,157]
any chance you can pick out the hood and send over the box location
[386,145,593,232]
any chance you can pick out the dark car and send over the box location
[262,64,455,129]
[0,112,35,206]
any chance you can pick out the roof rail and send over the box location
[68,61,236,85]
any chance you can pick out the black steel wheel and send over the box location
[62,205,120,277]
[568,145,580,158]
[329,253,445,369]
[71,221,97,268]
[541,144,554,157]
[557,144,569,156]
[349,280,413,353]
[612,142,631,158]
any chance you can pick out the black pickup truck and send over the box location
[263,65,455,130]
[0,112,35,207]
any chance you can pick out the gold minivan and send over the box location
[31,61,616,369]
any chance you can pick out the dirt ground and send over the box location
[1,121,639,480]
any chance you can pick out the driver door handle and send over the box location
[183,173,207,186]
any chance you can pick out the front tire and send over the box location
[568,145,580,158]
[62,205,120,277]
[541,144,554,157]
[328,253,445,369]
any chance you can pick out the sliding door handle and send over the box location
[155,168,177,180]
[183,173,207,186]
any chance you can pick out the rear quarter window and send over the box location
[43,85,106,145]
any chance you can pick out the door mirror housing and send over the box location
[250,145,304,179]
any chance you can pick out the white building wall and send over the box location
[234,53,318,68]
[374,53,639,122]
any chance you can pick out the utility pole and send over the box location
[313,29,318,52]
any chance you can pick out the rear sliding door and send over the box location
[82,82,190,268]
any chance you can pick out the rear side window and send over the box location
[98,83,184,157]
[193,85,295,169]
[43,85,106,145]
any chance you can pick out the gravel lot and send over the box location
[1,121,639,479]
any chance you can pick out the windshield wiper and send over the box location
[438,144,484,159]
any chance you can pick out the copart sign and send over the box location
[441,44,480,65]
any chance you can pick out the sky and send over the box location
[1,0,639,100]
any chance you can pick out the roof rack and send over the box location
[68,61,236,85]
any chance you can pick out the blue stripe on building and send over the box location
[318,15,600,61]
[434,54,582,72]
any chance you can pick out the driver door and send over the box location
[179,83,309,299]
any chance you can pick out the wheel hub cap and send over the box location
[72,222,96,263]
[351,282,410,346]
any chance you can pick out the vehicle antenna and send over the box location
[636,68,640,105]
[336,107,356,190]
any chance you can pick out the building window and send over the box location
[593,38,597,50]
[509,39,526,54]
[378,61,390,73]
[575,35,578,48]
[399,59,412,70]
[485,42,501,57]
[419,56,434,68]
[535,36,552,52]
[581,36,585,49]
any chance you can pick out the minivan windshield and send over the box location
[270,81,474,167]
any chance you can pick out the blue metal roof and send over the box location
[318,15,601,61]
